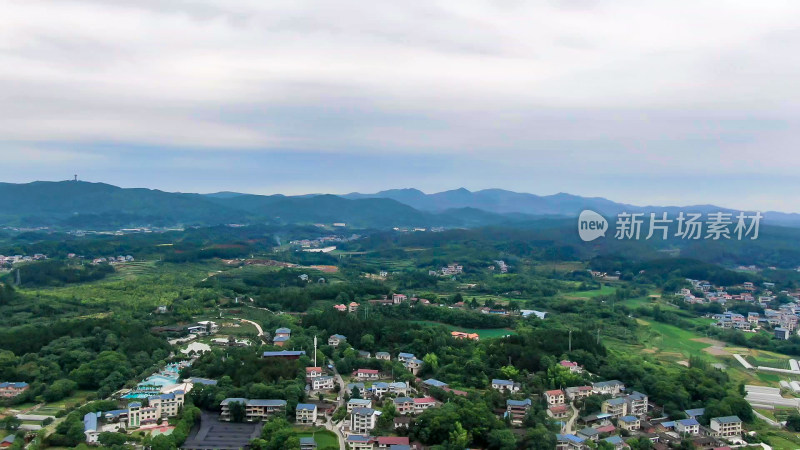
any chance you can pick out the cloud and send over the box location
[1,0,800,207]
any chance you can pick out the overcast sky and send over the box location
[2,0,799,211]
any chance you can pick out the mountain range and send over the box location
[1,181,799,229]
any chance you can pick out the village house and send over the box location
[405,358,424,375]
[334,304,347,312]
[347,382,367,398]
[0,381,29,398]
[618,415,640,431]
[577,427,599,442]
[548,404,570,419]
[397,352,416,363]
[375,351,390,360]
[376,436,410,449]
[351,407,381,434]
[371,381,408,397]
[544,389,566,405]
[506,399,532,425]
[299,437,316,450]
[348,302,360,313]
[347,398,373,413]
[451,331,480,340]
[346,435,375,450]
[592,380,625,396]
[626,391,649,416]
[491,378,521,393]
[306,367,323,379]
[328,334,347,346]
[556,433,586,450]
[296,403,318,424]
[262,350,306,359]
[675,418,700,435]
[602,397,627,418]
[392,293,408,304]
[423,378,448,390]
[559,360,583,373]
[413,397,437,414]
[566,386,593,401]
[710,416,742,437]
[220,398,287,422]
[311,376,334,391]
[394,416,412,430]
[393,397,415,415]
[354,369,380,380]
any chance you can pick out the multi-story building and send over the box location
[565,386,593,401]
[602,397,627,418]
[311,376,334,391]
[347,382,366,398]
[148,390,185,418]
[220,398,287,422]
[710,416,742,437]
[393,397,414,415]
[350,407,380,434]
[0,382,29,398]
[506,399,532,424]
[295,403,318,424]
[625,391,648,416]
[618,415,640,431]
[306,367,323,379]
[347,398,372,413]
[544,389,566,405]
[675,418,700,435]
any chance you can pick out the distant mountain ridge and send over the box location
[344,187,800,227]
[0,181,798,229]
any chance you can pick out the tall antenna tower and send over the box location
[73,174,78,182]
[313,336,317,367]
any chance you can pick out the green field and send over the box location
[294,427,338,448]
[565,284,616,299]
[412,320,516,338]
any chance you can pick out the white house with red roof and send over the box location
[354,369,380,380]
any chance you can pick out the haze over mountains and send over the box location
[1,181,799,229]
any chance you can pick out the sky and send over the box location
[2,0,800,211]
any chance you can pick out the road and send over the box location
[234,318,267,345]
[564,403,580,434]
[753,410,781,427]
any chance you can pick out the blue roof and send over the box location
[492,378,513,385]
[299,437,316,445]
[604,436,624,445]
[263,350,305,357]
[394,397,413,403]
[684,408,705,417]
[330,334,347,339]
[273,336,290,342]
[619,415,638,423]
[247,399,287,407]
[189,377,218,385]
[713,415,741,424]
[507,399,532,407]
[398,352,414,358]
[606,397,627,406]
[1,435,16,445]
[390,446,411,450]
[128,402,142,408]
[347,435,373,443]
[557,434,585,444]
[83,412,99,433]
[352,407,376,415]
[678,418,700,426]
[296,403,316,411]
[347,382,365,389]
[423,378,448,387]
[276,327,291,334]
[0,381,28,388]
[103,409,128,418]
[372,382,388,389]
[661,421,675,428]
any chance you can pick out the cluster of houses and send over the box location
[84,391,187,443]
[90,255,134,265]
[679,279,798,307]
[545,378,745,449]
[493,260,508,273]
[0,254,47,265]
[713,309,799,338]
[428,263,463,277]
[334,302,360,313]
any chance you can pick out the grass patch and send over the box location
[294,427,338,448]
